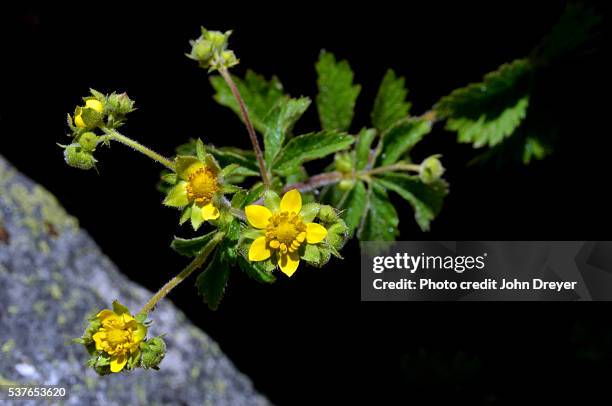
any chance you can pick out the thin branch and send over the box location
[217,67,271,188]
[139,232,224,315]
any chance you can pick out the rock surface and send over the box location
[0,155,269,406]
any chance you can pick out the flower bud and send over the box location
[326,221,349,251]
[140,336,166,369]
[107,92,135,115]
[338,179,355,191]
[419,155,445,184]
[187,28,235,70]
[317,204,339,223]
[334,152,353,173]
[64,144,96,170]
[78,132,99,152]
[217,50,239,69]
[74,106,103,129]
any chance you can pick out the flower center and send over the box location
[186,167,218,204]
[97,318,139,356]
[265,211,307,254]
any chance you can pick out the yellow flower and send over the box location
[92,305,147,373]
[75,99,105,128]
[163,156,221,229]
[246,189,328,277]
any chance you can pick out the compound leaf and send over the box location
[316,51,361,132]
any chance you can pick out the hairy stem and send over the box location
[284,171,344,193]
[102,129,176,171]
[218,67,271,188]
[139,232,224,315]
[361,163,421,177]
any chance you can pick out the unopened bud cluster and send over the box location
[62,89,135,170]
[187,27,239,71]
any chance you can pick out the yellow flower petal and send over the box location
[200,202,220,220]
[306,223,327,244]
[279,252,300,277]
[92,331,106,351]
[133,323,148,342]
[85,99,104,113]
[96,309,115,321]
[74,114,85,128]
[249,236,272,261]
[121,313,135,323]
[110,354,128,373]
[245,205,272,229]
[280,189,302,214]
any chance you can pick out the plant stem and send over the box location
[139,232,224,315]
[284,171,344,193]
[217,67,271,188]
[102,129,176,171]
[361,163,421,177]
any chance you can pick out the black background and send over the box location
[2,2,609,404]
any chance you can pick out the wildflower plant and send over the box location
[64,6,599,374]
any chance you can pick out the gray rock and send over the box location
[0,155,269,406]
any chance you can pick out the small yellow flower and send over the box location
[164,156,221,229]
[246,189,328,277]
[92,305,147,373]
[75,99,105,128]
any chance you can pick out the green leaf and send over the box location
[435,58,533,148]
[315,51,361,131]
[354,128,377,170]
[376,173,448,232]
[210,70,285,133]
[196,249,230,310]
[371,69,411,132]
[522,136,551,165]
[378,118,432,166]
[171,231,216,257]
[207,146,258,172]
[336,180,367,237]
[273,131,355,174]
[237,256,276,284]
[196,138,206,161]
[245,182,265,206]
[263,97,311,164]
[358,182,399,241]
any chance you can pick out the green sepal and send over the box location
[241,227,264,241]
[179,206,192,225]
[220,184,242,194]
[300,202,320,223]
[161,172,178,185]
[112,300,130,315]
[175,155,201,179]
[196,138,206,161]
[301,244,321,264]
[191,204,204,230]
[163,182,189,208]
[263,190,280,212]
